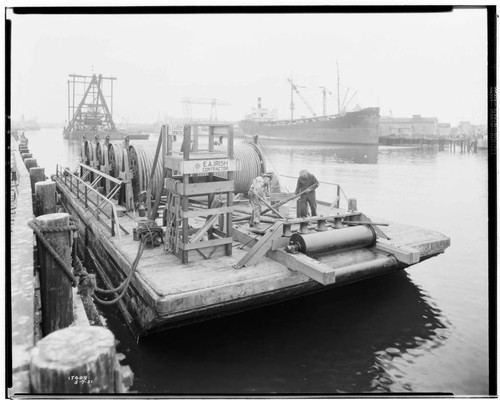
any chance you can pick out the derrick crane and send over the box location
[287,78,317,120]
[64,73,117,138]
[181,97,231,123]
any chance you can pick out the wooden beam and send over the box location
[179,237,232,251]
[181,206,234,219]
[268,249,336,285]
[376,239,420,265]
[189,214,219,243]
[236,221,283,268]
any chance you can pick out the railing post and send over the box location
[336,185,341,208]
[77,179,80,200]
[85,186,88,208]
[96,195,100,220]
[111,212,115,237]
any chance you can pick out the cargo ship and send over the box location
[240,72,380,145]
[240,101,380,145]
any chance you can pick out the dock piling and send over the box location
[24,158,38,170]
[29,326,117,393]
[30,167,45,195]
[34,181,57,217]
[35,213,73,335]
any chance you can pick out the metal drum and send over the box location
[289,225,377,255]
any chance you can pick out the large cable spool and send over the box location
[128,142,164,201]
[215,142,266,193]
[289,225,377,255]
[107,142,126,178]
[81,140,94,165]
[94,141,104,169]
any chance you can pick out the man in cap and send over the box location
[248,175,265,227]
[295,169,319,218]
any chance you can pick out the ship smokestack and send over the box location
[258,97,262,110]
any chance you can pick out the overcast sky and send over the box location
[9,8,488,126]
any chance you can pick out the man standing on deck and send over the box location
[248,176,265,227]
[295,169,319,218]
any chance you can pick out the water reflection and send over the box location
[104,270,449,394]
[253,139,379,165]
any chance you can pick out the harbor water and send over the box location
[21,129,490,395]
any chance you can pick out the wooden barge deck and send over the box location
[55,174,449,337]
[53,123,450,337]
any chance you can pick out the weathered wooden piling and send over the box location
[35,213,73,335]
[34,181,57,217]
[30,167,45,195]
[24,158,38,170]
[29,326,116,393]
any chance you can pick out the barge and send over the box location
[53,123,450,337]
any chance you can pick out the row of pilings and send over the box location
[379,136,479,153]
[11,136,134,395]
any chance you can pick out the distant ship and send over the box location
[239,97,380,145]
[63,73,149,141]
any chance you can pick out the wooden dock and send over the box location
[55,172,450,337]
[379,135,479,153]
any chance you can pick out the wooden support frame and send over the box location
[164,123,235,264]
[268,249,336,285]
[376,239,420,265]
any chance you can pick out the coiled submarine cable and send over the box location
[128,143,164,202]
[216,142,266,193]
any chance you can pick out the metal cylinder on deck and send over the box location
[289,225,376,255]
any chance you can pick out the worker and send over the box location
[295,169,319,218]
[248,176,265,228]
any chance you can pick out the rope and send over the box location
[29,214,151,306]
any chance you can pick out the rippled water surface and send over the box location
[23,129,490,395]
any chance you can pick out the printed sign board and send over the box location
[171,124,184,136]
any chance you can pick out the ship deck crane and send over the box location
[288,78,317,120]
[181,97,231,122]
[319,86,333,116]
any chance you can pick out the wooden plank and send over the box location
[182,206,234,219]
[189,214,219,243]
[179,180,234,196]
[79,163,122,185]
[376,239,420,265]
[179,237,232,251]
[164,157,237,174]
[268,249,336,285]
[236,221,283,268]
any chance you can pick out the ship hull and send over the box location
[239,107,380,145]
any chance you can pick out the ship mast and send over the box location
[290,75,295,121]
[337,60,340,114]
